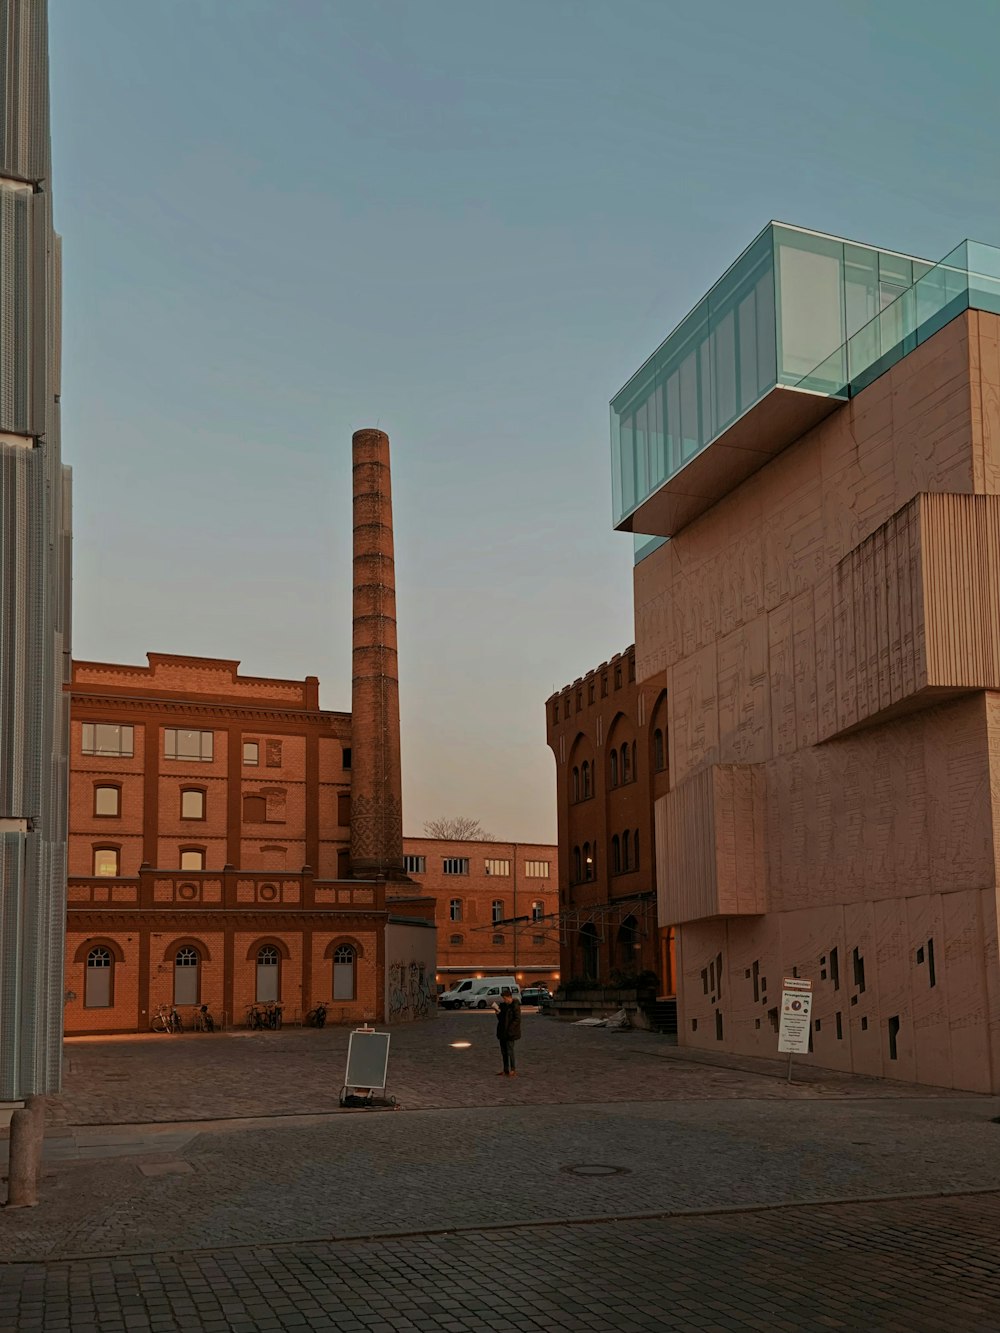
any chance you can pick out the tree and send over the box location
[423,816,496,841]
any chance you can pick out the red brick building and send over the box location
[546,646,673,993]
[65,653,436,1034]
[401,838,559,991]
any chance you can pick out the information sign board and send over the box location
[777,977,813,1055]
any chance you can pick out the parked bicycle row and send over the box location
[150,999,334,1032]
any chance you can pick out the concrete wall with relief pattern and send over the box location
[637,309,1000,1092]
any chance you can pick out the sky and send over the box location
[49,0,1000,844]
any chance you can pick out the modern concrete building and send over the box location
[0,0,72,1102]
[612,223,1000,1092]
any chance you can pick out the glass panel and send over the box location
[181,790,204,819]
[738,290,757,412]
[256,964,279,1003]
[775,231,844,382]
[844,244,879,338]
[679,350,700,458]
[180,850,204,870]
[333,960,354,1000]
[94,848,118,876]
[174,963,198,1006]
[95,786,119,816]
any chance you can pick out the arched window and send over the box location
[181,788,205,820]
[583,842,593,881]
[623,830,632,870]
[653,728,665,771]
[612,835,621,874]
[610,750,618,787]
[634,830,640,869]
[256,945,280,1002]
[492,899,503,924]
[174,946,200,1005]
[573,846,581,882]
[333,944,356,1000]
[621,743,631,783]
[581,760,591,799]
[85,946,113,1008]
[631,741,637,779]
[94,785,120,817]
[93,846,119,877]
[572,766,580,802]
[180,848,205,870]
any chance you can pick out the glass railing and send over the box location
[797,239,1000,399]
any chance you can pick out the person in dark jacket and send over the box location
[495,987,522,1077]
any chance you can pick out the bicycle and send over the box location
[246,1003,264,1030]
[305,1001,328,1028]
[151,1003,178,1034]
[263,1000,283,1030]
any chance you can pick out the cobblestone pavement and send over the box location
[5,1192,1000,1332]
[45,1013,980,1126]
[3,1015,999,1329]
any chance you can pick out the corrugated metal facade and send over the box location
[0,0,70,1099]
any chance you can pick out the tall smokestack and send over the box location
[350,428,406,880]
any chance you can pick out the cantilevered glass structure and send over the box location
[612,223,934,548]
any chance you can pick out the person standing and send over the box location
[495,987,522,1077]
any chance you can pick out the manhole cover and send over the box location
[560,1163,631,1178]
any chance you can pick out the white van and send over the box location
[462,978,521,1009]
[438,978,479,1010]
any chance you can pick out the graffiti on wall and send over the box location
[387,959,433,1022]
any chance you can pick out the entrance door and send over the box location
[174,946,200,1005]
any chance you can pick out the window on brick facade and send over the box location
[449,899,462,921]
[492,933,504,945]
[531,900,544,921]
[243,794,267,823]
[85,947,113,1008]
[524,861,549,878]
[333,945,356,1000]
[94,785,120,817]
[533,934,545,945]
[93,847,119,877]
[623,830,632,871]
[266,740,282,768]
[621,743,630,783]
[573,846,581,883]
[165,728,213,762]
[337,849,351,878]
[449,934,463,946]
[256,945,280,1003]
[180,848,205,870]
[588,682,595,704]
[614,666,622,688]
[572,766,580,802]
[342,747,352,769]
[404,855,426,873]
[492,899,504,924]
[653,728,665,771]
[82,723,133,757]
[581,760,592,799]
[601,675,608,698]
[612,835,621,874]
[485,859,510,876]
[337,793,351,826]
[174,946,200,1005]
[610,749,618,787]
[583,842,593,880]
[634,830,640,869]
[243,741,259,766]
[181,788,205,820]
[443,858,469,875]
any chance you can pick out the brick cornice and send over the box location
[67,908,390,932]
[69,691,348,728]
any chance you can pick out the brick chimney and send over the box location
[350,429,407,880]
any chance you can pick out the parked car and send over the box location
[463,982,522,1009]
[521,986,553,1007]
[438,979,478,1009]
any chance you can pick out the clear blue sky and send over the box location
[50,0,1000,843]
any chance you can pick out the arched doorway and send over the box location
[580,923,599,982]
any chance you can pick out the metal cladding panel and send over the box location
[0,442,44,816]
[0,0,50,184]
[0,183,31,431]
[0,830,25,1097]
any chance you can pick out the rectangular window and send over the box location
[94,786,120,817]
[243,741,259,766]
[449,899,462,921]
[180,849,204,870]
[93,848,119,877]
[524,861,550,878]
[533,934,545,945]
[492,900,504,924]
[403,855,426,874]
[484,859,510,876]
[82,723,134,757]
[164,728,214,762]
[531,900,544,921]
[181,789,205,820]
[492,934,504,946]
[342,746,352,770]
[443,858,470,876]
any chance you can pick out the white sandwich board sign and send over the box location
[778,977,813,1055]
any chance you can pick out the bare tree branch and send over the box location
[422,816,496,841]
